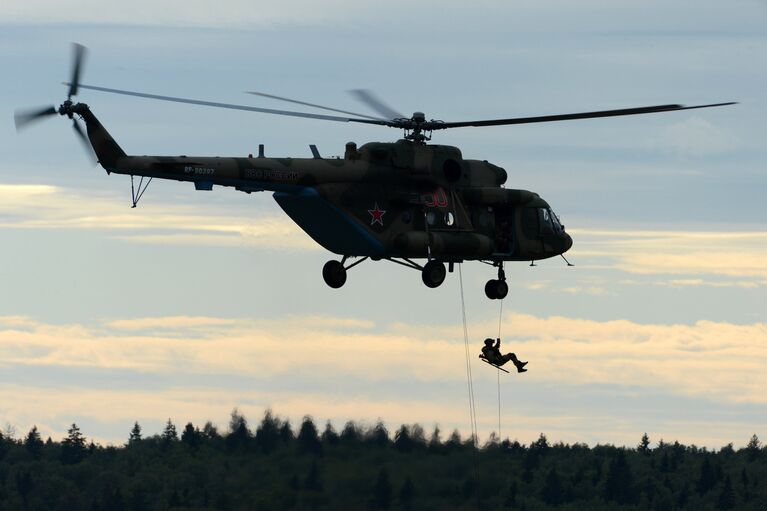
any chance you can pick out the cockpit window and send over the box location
[550,210,562,232]
[538,208,553,234]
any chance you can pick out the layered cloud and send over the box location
[570,228,767,284]
[0,183,316,250]
[1,312,765,445]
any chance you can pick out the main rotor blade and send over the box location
[68,43,87,99]
[245,90,383,120]
[14,105,58,131]
[72,118,97,164]
[435,102,738,129]
[348,89,405,120]
[71,83,390,125]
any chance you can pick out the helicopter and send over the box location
[15,44,735,299]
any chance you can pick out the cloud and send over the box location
[660,117,739,157]
[570,229,767,281]
[562,286,608,296]
[0,0,359,28]
[0,182,317,251]
[2,312,766,401]
[1,311,766,445]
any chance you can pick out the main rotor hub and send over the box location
[412,111,425,123]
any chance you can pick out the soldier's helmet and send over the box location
[484,338,494,346]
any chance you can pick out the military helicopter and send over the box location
[15,44,735,299]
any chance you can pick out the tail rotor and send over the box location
[13,43,95,163]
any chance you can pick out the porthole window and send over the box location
[445,212,455,226]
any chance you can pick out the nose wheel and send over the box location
[485,263,508,300]
[421,260,447,288]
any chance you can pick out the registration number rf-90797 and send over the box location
[184,166,215,175]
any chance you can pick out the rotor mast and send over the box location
[397,111,445,144]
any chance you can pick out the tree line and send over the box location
[0,410,765,510]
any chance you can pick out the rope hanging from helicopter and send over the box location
[496,297,504,442]
[458,264,479,448]
[458,264,503,447]
[458,264,507,450]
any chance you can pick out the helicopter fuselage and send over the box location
[79,103,572,266]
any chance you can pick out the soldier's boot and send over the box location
[514,360,528,373]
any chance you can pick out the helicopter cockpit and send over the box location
[538,208,565,235]
[493,201,571,262]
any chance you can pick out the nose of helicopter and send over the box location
[562,232,573,253]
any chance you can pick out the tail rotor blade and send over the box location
[68,43,87,99]
[14,106,58,131]
[72,119,96,164]
[348,89,404,120]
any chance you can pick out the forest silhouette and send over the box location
[1,409,765,510]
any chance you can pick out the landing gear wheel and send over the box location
[421,261,447,288]
[485,279,508,300]
[322,260,347,288]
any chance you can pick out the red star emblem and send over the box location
[368,202,386,226]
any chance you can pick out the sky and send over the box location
[1,0,765,448]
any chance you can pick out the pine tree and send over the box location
[660,450,670,472]
[371,468,392,509]
[202,421,220,439]
[297,416,322,455]
[303,460,322,491]
[638,433,650,454]
[718,475,735,510]
[697,456,717,495]
[161,419,178,446]
[503,481,518,508]
[368,421,390,447]
[394,425,413,452]
[740,467,750,502]
[226,409,250,450]
[61,423,87,464]
[321,420,339,445]
[339,421,360,443]
[533,433,550,453]
[15,469,34,507]
[746,434,761,461]
[398,476,415,510]
[279,420,294,443]
[603,450,635,504]
[428,426,441,450]
[24,425,44,456]
[255,410,280,453]
[128,422,142,445]
[446,429,462,449]
[181,423,201,449]
[541,467,564,505]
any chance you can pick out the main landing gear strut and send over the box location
[322,256,368,288]
[322,257,448,289]
[484,262,508,300]
[323,256,507,299]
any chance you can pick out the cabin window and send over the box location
[445,211,455,226]
[522,207,538,238]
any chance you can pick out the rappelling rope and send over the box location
[497,297,504,442]
[458,264,479,448]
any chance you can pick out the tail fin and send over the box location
[75,104,126,168]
